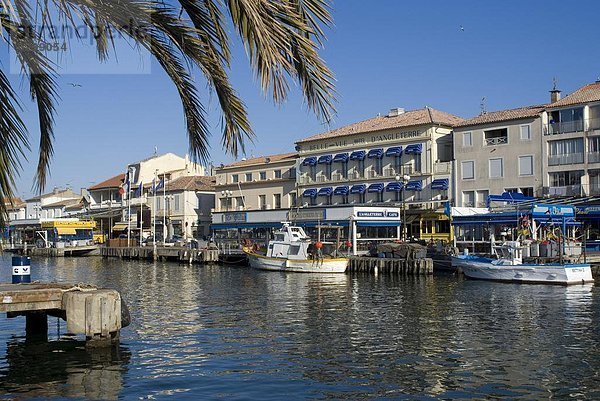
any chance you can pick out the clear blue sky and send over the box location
[3,0,600,199]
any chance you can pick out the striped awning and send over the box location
[334,186,349,195]
[317,155,333,164]
[303,188,317,198]
[333,153,349,163]
[431,178,450,190]
[350,150,366,160]
[405,180,423,191]
[317,187,333,196]
[368,183,385,193]
[350,184,367,194]
[302,156,318,166]
[367,148,384,159]
[404,144,423,154]
[385,146,403,157]
[385,182,404,192]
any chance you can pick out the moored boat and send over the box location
[452,241,594,285]
[243,223,349,273]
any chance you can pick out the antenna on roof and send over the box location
[154,146,158,156]
[552,77,558,90]
[480,97,487,115]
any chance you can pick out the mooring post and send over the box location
[25,311,48,341]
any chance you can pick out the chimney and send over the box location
[388,107,405,117]
[550,78,561,103]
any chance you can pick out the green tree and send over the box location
[0,0,335,226]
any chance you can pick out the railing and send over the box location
[434,161,451,174]
[484,136,508,146]
[299,175,313,185]
[542,185,582,197]
[331,173,343,182]
[547,153,584,166]
[316,176,327,183]
[367,170,379,179]
[544,120,585,135]
[590,117,600,131]
[589,152,600,164]
[383,168,396,177]
[589,186,600,196]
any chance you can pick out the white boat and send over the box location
[452,241,594,285]
[243,223,349,273]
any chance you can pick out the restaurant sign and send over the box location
[288,209,326,221]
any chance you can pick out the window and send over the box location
[289,192,297,207]
[462,132,472,147]
[259,171,267,180]
[484,128,508,146]
[548,138,584,165]
[519,155,534,176]
[274,170,282,179]
[549,171,583,187]
[489,158,503,178]
[245,173,252,182]
[174,194,180,211]
[520,125,531,140]
[520,187,534,197]
[476,190,489,208]
[231,174,239,183]
[461,161,475,180]
[289,167,296,179]
[273,194,281,209]
[259,194,266,210]
[462,191,475,207]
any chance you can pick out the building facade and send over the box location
[453,105,545,207]
[214,153,298,212]
[295,107,463,241]
[541,81,600,197]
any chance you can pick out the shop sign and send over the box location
[224,212,247,222]
[288,209,325,221]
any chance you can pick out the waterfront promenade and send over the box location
[1,255,599,399]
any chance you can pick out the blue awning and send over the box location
[431,178,449,190]
[367,148,384,159]
[350,150,366,160]
[334,186,349,196]
[385,182,404,192]
[350,184,367,194]
[385,146,403,157]
[405,180,423,191]
[368,183,385,193]
[333,153,349,163]
[404,144,423,154]
[317,187,333,196]
[302,157,317,166]
[302,188,317,198]
[317,155,332,164]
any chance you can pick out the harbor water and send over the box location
[0,254,599,400]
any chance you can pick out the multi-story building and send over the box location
[4,197,26,222]
[294,107,463,240]
[453,104,546,207]
[214,153,298,212]
[541,81,600,197]
[24,187,81,220]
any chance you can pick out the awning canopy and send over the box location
[385,146,403,157]
[112,223,128,231]
[404,144,423,154]
[385,182,404,192]
[302,188,317,198]
[367,148,384,159]
[350,150,366,160]
[317,155,333,164]
[56,227,77,235]
[333,153,349,163]
[405,180,423,191]
[431,178,450,190]
[317,187,333,196]
[302,156,317,166]
[487,192,535,206]
[367,183,385,193]
[334,186,349,196]
[350,184,367,194]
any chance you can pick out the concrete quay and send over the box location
[101,246,219,264]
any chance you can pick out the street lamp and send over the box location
[221,190,233,212]
[396,174,410,241]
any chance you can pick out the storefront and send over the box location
[211,205,402,255]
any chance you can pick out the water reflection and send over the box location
[0,338,130,400]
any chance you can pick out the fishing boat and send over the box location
[243,223,349,273]
[452,241,594,285]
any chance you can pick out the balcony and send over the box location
[434,161,451,174]
[299,175,313,185]
[548,153,584,166]
[544,120,585,135]
[484,128,508,146]
[542,185,582,197]
[590,118,600,131]
[484,136,508,146]
[589,152,600,164]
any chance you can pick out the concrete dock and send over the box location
[101,246,219,263]
[0,283,129,347]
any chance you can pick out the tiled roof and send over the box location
[454,105,546,128]
[89,173,125,190]
[220,152,297,169]
[43,198,83,208]
[297,108,464,143]
[166,176,215,192]
[3,197,25,209]
[549,82,600,108]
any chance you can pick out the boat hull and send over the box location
[452,255,594,285]
[245,252,348,273]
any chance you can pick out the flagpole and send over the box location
[163,175,167,241]
[127,169,131,248]
[139,182,143,246]
[153,170,157,260]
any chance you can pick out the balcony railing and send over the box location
[548,153,584,166]
[542,185,583,197]
[590,186,600,196]
[434,161,451,174]
[589,152,600,164]
[544,120,585,135]
[590,117,600,131]
[484,136,508,146]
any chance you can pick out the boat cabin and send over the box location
[266,224,311,260]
